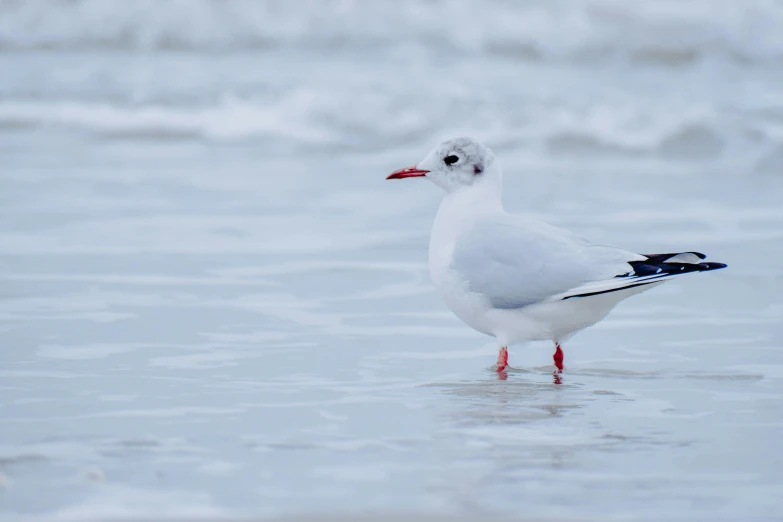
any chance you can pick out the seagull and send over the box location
[386,137,726,375]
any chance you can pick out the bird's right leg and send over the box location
[496,346,509,372]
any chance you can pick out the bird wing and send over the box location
[450,216,646,309]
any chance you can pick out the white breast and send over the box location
[428,188,498,337]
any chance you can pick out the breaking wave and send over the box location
[1,95,771,163]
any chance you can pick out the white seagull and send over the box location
[387,137,726,375]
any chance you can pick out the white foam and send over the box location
[0,95,329,141]
[0,97,735,155]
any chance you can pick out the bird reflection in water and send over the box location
[497,367,563,384]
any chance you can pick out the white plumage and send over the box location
[387,137,726,373]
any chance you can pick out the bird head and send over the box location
[387,137,499,193]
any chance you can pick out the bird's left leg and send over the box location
[496,346,509,372]
[553,343,564,373]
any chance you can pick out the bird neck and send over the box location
[443,165,504,213]
[438,175,505,228]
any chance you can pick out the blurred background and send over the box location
[1,0,782,520]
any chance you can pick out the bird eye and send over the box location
[443,155,459,165]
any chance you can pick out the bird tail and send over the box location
[558,251,726,301]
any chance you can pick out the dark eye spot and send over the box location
[473,165,483,175]
[443,155,459,165]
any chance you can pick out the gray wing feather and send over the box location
[451,218,642,309]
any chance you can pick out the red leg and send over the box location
[496,346,508,372]
[553,344,564,373]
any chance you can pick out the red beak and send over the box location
[386,165,429,180]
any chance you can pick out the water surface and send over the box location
[1,1,783,520]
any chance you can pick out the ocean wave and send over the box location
[0,96,765,163]
[0,96,331,141]
[1,0,782,64]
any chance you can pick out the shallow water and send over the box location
[2,1,783,520]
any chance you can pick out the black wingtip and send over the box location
[627,254,727,277]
